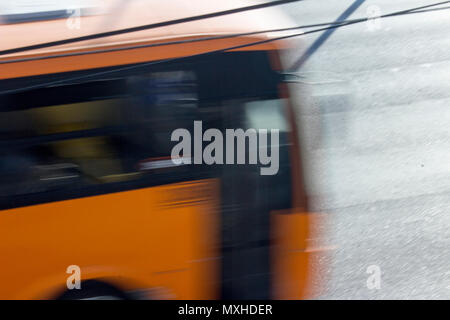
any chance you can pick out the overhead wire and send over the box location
[1,0,450,95]
[0,0,303,57]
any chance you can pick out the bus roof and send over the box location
[0,0,298,65]
[0,0,300,80]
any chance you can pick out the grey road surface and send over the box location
[279,0,450,299]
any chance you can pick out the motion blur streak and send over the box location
[4,0,447,301]
[281,0,450,299]
[0,0,325,300]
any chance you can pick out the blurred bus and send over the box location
[0,0,323,299]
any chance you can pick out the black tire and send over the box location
[56,280,129,300]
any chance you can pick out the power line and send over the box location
[286,0,450,70]
[0,27,302,65]
[2,1,449,65]
[1,0,450,96]
[0,0,302,57]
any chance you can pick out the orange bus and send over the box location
[0,0,323,299]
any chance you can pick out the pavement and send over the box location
[278,0,450,299]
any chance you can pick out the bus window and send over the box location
[0,74,201,206]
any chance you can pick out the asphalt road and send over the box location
[279,0,450,299]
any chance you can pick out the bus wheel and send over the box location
[56,280,129,300]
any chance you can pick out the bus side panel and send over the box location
[271,211,325,299]
[0,179,220,300]
[0,38,282,81]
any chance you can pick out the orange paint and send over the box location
[0,179,220,299]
